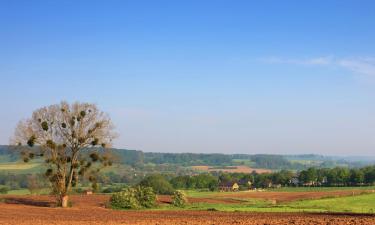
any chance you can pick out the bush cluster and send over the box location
[172,190,188,207]
[110,186,156,209]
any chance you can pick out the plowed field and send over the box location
[0,195,374,224]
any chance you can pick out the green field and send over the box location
[0,162,44,174]
[271,186,375,192]
[162,187,375,213]
[159,192,375,213]
[285,193,375,213]
[0,163,40,170]
[185,186,375,196]
[0,188,51,195]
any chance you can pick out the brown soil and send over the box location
[217,189,373,203]
[0,194,374,224]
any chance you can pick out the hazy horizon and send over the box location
[1,1,375,156]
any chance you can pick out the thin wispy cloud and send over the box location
[338,58,375,77]
[260,56,375,77]
[259,56,333,66]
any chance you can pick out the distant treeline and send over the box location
[112,149,372,169]
[111,149,318,169]
[0,146,309,168]
[0,146,19,162]
[153,165,375,192]
[1,165,375,194]
[0,172,30,189]
[297,166,375,186]
[1,145,374,170]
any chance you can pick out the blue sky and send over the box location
[1,1,375,155]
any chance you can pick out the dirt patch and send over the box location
[3,196,54,207]
[0,195,374,224]
[218,189,372,202]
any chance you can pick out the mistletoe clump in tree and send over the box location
[12,101,116,207]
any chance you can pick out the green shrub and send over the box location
[135,186,156,208]
[0,186,9,194]
[110,186,156,209]
[110,188,140,209]
[172,190,188,207]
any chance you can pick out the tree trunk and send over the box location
[60,195,69,208]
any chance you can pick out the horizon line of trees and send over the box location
[164,165,375,191]
[134,165,375,194]
[1,165,375,194]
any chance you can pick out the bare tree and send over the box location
[12,101,116,207]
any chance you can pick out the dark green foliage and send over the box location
[91,182,99,192]
[96,148,375,169]
[350,168,365,184]
[78,168,85,176]
[299,167,318,184]
[271,170,294,185]
[88,175,96,182]
[144,152,232,166]
[46,140,56,149]
[41,121,49,131]
[27,136,36,147]
[0,146,19,162]
[139,174,174,194]
[28,153,34,159]
[250,155,292,169]
[89,152,99,162]
[0,173,48,190]
[91,138,99,146]
[45,168,53,177]
[80,111,86,117]
[170,174,218,190]
[111,149,144,167]
[325,167,350,186]
[363,166,375,184]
